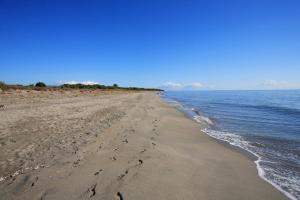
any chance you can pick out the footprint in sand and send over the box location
[87,183,97,198]
[138,159,143,165]
[140,148,146,153]
[31,176,38,187]
[97,144,102,152]
[115,192,124,200]
[14,174,39,193]
[118,169,128,180]
[94,169,103,176]
[152,128,159,136]
[73,159,81,167]
[111,156,117,161]
[117,174,125,180]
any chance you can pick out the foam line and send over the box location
[202,128,297,200]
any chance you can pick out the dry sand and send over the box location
[0,91,287,200]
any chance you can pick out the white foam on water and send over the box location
[164,99,185,109]
[193,115,214,125]
[163,97,213,126]
[202,128,298,200]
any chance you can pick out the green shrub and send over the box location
[0,81,6,90]
[61,84,107,90]
[35,82,46,87]
[59,82,162,91]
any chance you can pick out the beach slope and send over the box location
[0,91,287,200]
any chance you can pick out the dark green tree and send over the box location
[35,82,46,87]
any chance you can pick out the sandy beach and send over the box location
[0,91,287,200]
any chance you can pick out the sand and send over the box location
[0,91,287,200]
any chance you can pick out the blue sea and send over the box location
[163,90,300,200]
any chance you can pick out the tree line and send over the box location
[0,81,163,91]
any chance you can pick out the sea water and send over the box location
[163,90,300,200]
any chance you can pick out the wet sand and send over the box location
[0,91,287,199]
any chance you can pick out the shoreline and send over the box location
[162,96,260,162]
[202,128,297,200]
[159,94,288,200]
[202,129,296,200]
[0,91,288,199]
[161,95,295,200]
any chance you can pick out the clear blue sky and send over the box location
[0,0,299,89]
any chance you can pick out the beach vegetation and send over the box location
[60,83,163,91]
[35,82,46,87]
[0,81,163,92]
[0,81,7,91]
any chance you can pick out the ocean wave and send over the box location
[162,97,213,125]
[202,128,299,200]
[163,99,185,109]
[191,109,214,125]
[193,115,214,125]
